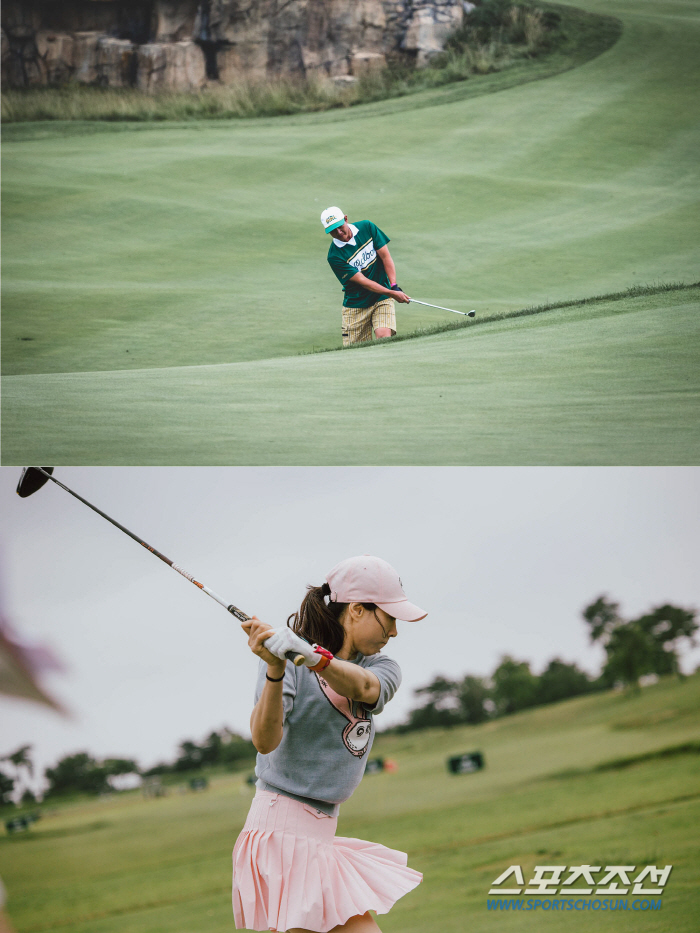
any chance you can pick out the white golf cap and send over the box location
[326,555,427,622]
[321,206,345,234]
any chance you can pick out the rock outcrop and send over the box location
[402,1,464,66]
[137,40,206,91]
[1,0,466,91]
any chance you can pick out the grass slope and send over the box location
[3,285,699,464]
[2,0,700,463]
[1,674,699,933]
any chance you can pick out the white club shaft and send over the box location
[410,299,471,316]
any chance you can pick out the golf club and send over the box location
[15,468,307,666]
[410,299,476,318]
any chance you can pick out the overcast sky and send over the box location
[1,466,698,787]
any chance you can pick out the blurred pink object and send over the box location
[0,564,65,711]
[0,621,64,711]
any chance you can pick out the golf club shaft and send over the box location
[31,469,305,665]
[410,299,471,316]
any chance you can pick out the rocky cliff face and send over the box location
[1,0,465,91]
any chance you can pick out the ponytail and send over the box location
[287,584,377,656]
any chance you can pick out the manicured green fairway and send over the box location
[3,286,699,464]
[2,0,700,463]
[2,674,699,933]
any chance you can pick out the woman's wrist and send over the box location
[266,659,286,680]
[309,646,334,672]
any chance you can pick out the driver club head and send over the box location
[16,467,54,498]
[468,310,476,317]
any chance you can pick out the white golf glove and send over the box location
[263,627,319,668]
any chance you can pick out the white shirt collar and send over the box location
[333,223,359,248]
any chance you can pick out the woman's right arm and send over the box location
[242,617,287,755]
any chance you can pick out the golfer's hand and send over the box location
[242,616,285,667]
[392,289,411,303]
[264,627,319,667]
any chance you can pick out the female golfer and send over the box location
[233,555,426,933]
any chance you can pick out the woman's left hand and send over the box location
[264,627,320,667]
[242,616,287,667]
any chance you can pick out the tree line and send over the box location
[2,596,695,803]
[390,596,697,732]
[1,727,256,805]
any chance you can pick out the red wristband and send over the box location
[309,645,333,672]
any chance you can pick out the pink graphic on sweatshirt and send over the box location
[315,673,372,757]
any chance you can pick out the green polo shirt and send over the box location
[327,220,391,308]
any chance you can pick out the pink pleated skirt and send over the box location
[232,790,422,932]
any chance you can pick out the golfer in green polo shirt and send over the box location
[321,206,411,346]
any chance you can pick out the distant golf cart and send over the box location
[5,812,41,834]
[446,751,484,774]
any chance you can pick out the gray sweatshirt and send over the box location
[254,652,401,816]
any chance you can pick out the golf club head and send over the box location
[16,467,54,498]
[468,311,476,318]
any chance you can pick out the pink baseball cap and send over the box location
[326,555,427,622]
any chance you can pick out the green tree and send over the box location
[583,596,697,688]
[1,744,34,801]
[0,769,14,806]
[404,703,461,730]
[602,622,654,687]
[103,758,139,776]
[175,740,204,772]
[218,731,256,767]
[536,658,594,705]
[457,675,491,724]
[201,731,223,765]
[45,753,109,797]
[5,744,33,779]
[634,604,698,675]
[407,675,463,728]
[583,595,622,641]
[491,656,539,715]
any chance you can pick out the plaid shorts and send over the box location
[342,298,396,346]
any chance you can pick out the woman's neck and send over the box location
[336,632,357,661]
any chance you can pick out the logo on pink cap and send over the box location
[325,555,427,622]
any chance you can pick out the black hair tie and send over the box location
[321,582,331,597]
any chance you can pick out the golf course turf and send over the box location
[2,673,699,933]
[2,0,699,464]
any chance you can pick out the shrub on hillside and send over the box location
[446,1,562,57]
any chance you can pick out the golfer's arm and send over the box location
[376,245,397,284]
[250,664,286,754]
[322,658,381,706]
[348,272,396,297]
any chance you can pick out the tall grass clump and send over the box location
[443,0,562,63]
[1,75,356,123]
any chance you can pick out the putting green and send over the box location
[2,0,699,464]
